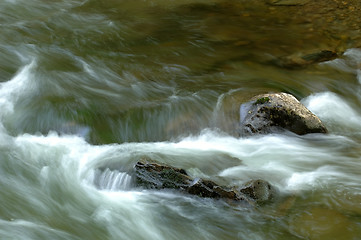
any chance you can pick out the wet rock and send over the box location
[301,50,338,63]
[239,179,277,203]
[134,158,275,205]
[187,178,244,201]
[239,93,328,136]
[274,50,338,69]
[134,158,192,190]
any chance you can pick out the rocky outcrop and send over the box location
[239,93,328,136]
[134,158,276,205]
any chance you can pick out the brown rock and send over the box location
[134,158,192,190]
[187,178,243,200]
[239,179,277,203]
[133,158,275,205]
[274,50,339,69]
[239,93,328,136]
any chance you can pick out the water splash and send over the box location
[302,92,361,134]
[95,168,133,191]
[0,59,37,118]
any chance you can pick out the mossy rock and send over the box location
[255,97,270,105]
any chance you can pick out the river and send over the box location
[0,0,361,239]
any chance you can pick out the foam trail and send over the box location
[286,165,346,191]
[342,48,361,84]
[0,59,36,118]
[302,92,361,133]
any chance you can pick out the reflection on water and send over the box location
[0,0,361,239]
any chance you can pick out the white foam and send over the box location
[0,219,76,240]
[0,60,36,118]
[302,92,361,132]
[286,165,345,191]
[97,168,132,191]
[324,48,361,71]
[344,48,361,65]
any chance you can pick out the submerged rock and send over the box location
[134,158,276,205]
[239,93,328,136]
[268,0,310,6]
[274,50,338,69]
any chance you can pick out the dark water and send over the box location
[0,0,361,239]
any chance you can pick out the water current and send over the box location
[0,0,361,239]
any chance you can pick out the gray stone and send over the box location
[239,93,328,136]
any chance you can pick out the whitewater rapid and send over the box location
[1,18,361,238]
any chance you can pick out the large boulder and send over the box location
[134,158,276,205]
[239,93,328,136]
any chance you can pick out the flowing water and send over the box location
[1,0,361,239]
